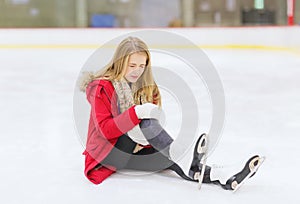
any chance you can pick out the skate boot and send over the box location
[211,155,265,192]
[225,155,265,192]
[188,133,210,183]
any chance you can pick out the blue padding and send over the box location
[90,14,115,27]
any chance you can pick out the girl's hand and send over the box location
[134,103,161,120]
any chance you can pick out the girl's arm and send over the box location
[91,85,140,140]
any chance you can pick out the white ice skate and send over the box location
[211,155,265,192]
[231,155,265,192]
[187,133,209,190]
[197,134,208,190]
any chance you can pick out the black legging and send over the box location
[100,119,195,181]
[100,119,224,186]
[101,134,173,171]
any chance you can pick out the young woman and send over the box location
[79,36,263,191]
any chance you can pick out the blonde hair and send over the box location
[79,36,161,106]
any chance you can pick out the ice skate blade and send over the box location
[197,134,208,190]
[232,156,266,193]
[198,158,207,190]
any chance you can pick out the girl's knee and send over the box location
[140,118,159,128]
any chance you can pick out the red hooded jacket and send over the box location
[83,79,141,184]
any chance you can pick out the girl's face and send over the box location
[124,52,147,83]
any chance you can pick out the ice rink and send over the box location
[0,28,300,204]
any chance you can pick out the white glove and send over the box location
[127,125,149,145]
[134,103,161,120]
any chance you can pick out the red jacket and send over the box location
[83,79,141,184]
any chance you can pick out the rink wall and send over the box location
[0,27,300,51]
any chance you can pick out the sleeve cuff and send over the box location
[128,105,141,125]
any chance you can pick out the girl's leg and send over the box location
[100,134,137,170]
[137,119,213,183]
[101,118,184,170]
[100,118,174,171]
[124,147,198,182]
[100,125,212,183]
[138,119,173,156]
[139,118,203,165]
[99,133,196,182]
[124,147,172,171]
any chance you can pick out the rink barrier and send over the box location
[1,44,299,56]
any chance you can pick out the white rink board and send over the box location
[0,27,300,48]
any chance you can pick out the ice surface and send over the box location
[0,37,300,204]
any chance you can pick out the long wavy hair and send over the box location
[79,36,161,106]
